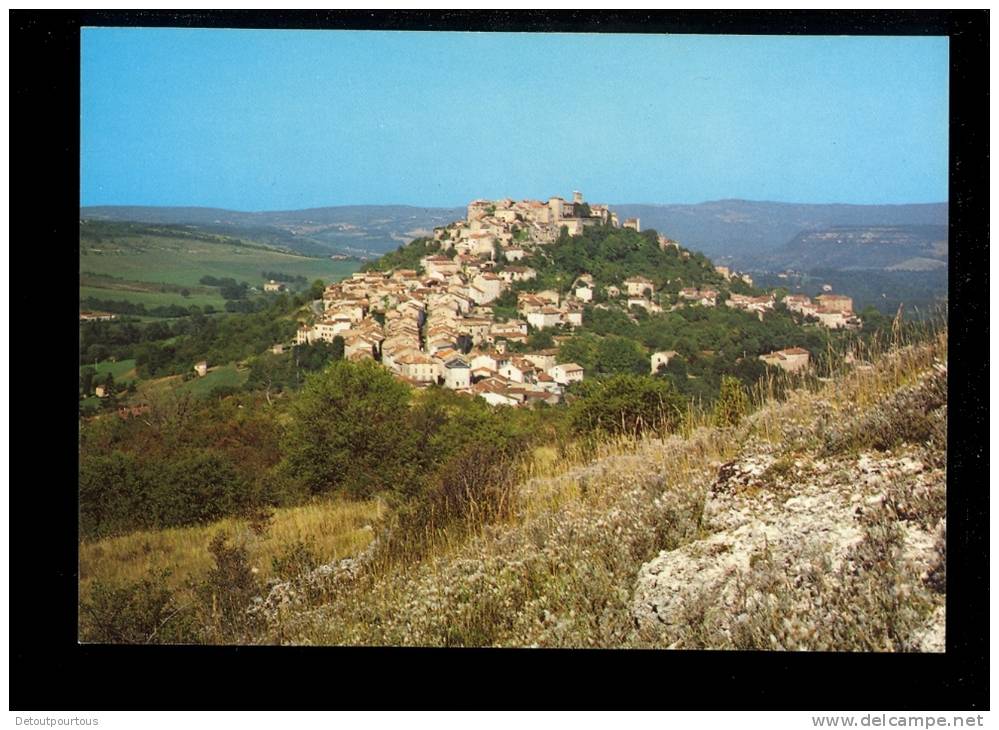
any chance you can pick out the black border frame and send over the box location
[9,9,988,711]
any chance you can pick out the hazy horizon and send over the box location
[79,196,950,214]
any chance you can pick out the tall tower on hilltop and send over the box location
[548,196,564,222]
[572,191,583,204]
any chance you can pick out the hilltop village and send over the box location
[295,192,861,406]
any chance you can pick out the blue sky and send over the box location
[81,29,949,210]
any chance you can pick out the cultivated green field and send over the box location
[80,231,359,288]
[137,364,250,400]
[80,285,227,310]
[182,365,249,396]
[80,358,138,382]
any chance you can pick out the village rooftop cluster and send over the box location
[295,191,626,406]
[292,191,861,405]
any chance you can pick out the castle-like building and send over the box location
[434,190,620,257]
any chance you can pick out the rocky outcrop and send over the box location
[249,537,379,625]
[633,367,947,652]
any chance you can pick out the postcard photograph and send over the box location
[77,23,951,652]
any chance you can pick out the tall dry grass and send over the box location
[79,497,385,600]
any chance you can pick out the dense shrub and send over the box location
[361,237,440,272]
[79,570,197,644]
[569,374,685,438]
[270,538,322,580]
[79,451,156,538]
[196,532,264,642]
[151,451,256,527]
[376,437,524,563]
[79,394,287,538]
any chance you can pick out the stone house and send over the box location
[759,347,810,373]
[679,288,718,307]
[470,351,500,373]
[421,255,460,278]
[499,361,525,383]
[549,362,584,385]
[472,272,504,303]
[490,320,528,338]
[498,266,537,283]
[815,294,854,314]
[814,309,856,329]
[624,276,655,298]
[397,352,437,383]
[527,307,562,330]
[783,294,813,314]
[522,350,558,371]
[563,307,584,327]
[443,358,471,390]
[475,384,520,407]
[651,350,679,374]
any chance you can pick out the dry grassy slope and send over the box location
[258,332,946,650]
[80,499,385,599]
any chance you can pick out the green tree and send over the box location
[526,329,555,350]
[595,336,648,376]
[197,532,263,642]
[245,352,296,403]
[307,279,326,300]
[558,334,599,373]
[80,366,97,396]
[330,335,345,361]
[280,360,417,497]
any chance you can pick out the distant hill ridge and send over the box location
[82,199,947,268]
[769,224,948,272]
[610,200,947,267]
